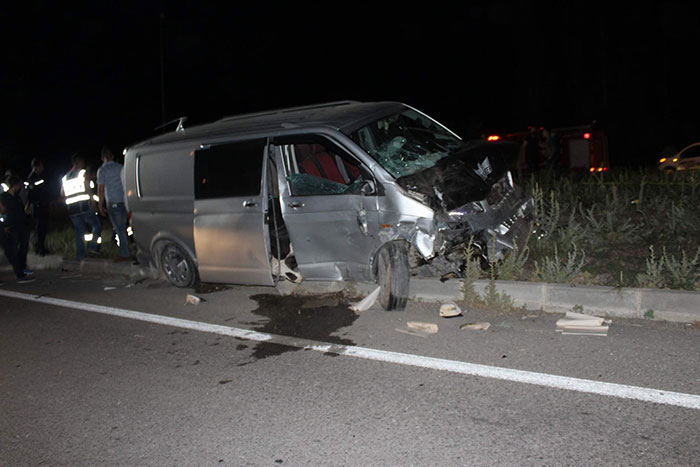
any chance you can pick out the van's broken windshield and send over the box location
[349,109,464,178]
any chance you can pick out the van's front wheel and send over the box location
[160,243,198,288]
[377,241,409,311]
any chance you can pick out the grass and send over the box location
[469,168,700,291]
[45,216,130,260]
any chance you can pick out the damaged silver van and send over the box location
[123,101,533,310]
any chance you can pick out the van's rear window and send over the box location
[195,139,266,199]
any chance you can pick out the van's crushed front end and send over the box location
[350,108,533,275]
[433,171,533,260]
[395,140,534,269]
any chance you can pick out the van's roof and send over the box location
[130,101,406,149]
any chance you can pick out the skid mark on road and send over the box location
[2,289,700,410]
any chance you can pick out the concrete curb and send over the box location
[410,278,700,324]
[6,255,699,324]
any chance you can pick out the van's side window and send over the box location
[195,139,266,199]
[281,140,364,196]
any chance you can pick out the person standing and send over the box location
[26,157,51,256]
[0,175,34,282]
[61,153,102,260]
[525,126,540,174]
[97,146,130,262]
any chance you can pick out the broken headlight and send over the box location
[447,201,484,221]
[406,189,430,205]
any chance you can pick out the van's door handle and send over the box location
[243,200,257,207]
[288,201,304,209]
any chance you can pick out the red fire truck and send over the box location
[487,121,609,173]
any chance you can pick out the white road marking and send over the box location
[2,289,700,410]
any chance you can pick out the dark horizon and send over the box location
[2,2,699,174]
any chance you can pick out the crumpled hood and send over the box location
[395,140,519,211]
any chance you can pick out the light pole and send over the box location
[159,12,166,127]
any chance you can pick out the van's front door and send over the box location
[193,139,273,285]
[274,135,380,281]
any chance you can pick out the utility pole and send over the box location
[159,12,166,127]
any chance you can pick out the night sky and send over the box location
[2,2,700,175]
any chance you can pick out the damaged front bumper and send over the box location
[438,174,534,260]
[426,173,534,263]
[378,171,534,279]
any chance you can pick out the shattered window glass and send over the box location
[349,109,464,178]
[281,140,365,196]
[286,174,363,196]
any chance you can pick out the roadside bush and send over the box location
[532,243,586,284]
[520,169,700,290]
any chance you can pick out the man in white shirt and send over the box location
[97,146,130,262]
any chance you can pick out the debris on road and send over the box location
[556,311,611,336]
[349,287,380,312]
[186,294,203,305]
[396,321,438,337]
[125,278,147,289]
[460,322,491,331]
[439,302,462,318]
[270,255,303,284]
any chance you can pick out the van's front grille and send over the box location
[485,176,513,208]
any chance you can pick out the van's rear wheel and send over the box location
[160,243,198,288]
[377,241,409,311]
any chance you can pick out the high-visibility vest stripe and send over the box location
[62,169,89,205]
[66,194,91,204]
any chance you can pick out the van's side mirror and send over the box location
[360,179,376,196]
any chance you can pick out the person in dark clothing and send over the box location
[0,175,35,282]
[26,157,51,256]
[525,127,541,173]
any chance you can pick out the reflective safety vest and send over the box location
[62,168,92,215]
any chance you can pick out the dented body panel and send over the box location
[124,101,533,288]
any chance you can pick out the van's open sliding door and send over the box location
[193,139,273,285]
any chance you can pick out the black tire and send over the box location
[160,243,198,288]
[377,241,409,311]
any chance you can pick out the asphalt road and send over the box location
[1,270,699,466]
